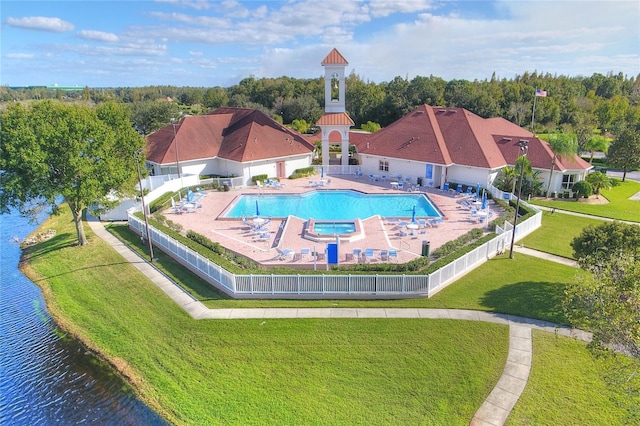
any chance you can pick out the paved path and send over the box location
[87,216,591,426]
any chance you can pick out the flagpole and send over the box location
[531,89,538,131]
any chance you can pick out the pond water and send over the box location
[0,209,167,425]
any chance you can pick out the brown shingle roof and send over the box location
[352,104,590,173]
[316,112,355,126]
[145,108,314,165]
[321,48,348,65]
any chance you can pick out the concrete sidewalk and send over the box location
[87,215,591,426]
[512,245,578,267]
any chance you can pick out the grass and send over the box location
[23,206,629,425]
[27,211,508,425]
[508,331,630,425]
[521,210,606,258]
[107,223,578,325]
[529,178,640,222]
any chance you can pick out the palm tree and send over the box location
[585,171,613,195]
[525,170,545,197]
[494,166,516,193]
[545,133,578,197]
[585,135,610,163]
[514,155,533,197]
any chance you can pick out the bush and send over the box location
[149,191,179,214]
[289,167,315,179]
[251,174,268,184]
[571,181,593,198]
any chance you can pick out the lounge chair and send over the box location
[300,248,310,260]
[352,248,362,262]
[388,250,398,262]
[276,248,294,261]
[364,248,375,263]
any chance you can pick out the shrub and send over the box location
[149,191,179,214]
[289,167,315,179]
[571,181,593,198]
[251,174,268,184]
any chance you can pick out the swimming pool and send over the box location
[312,221,356,235]
[223,190,442,220]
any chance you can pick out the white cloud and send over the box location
[77,30,119,42]
[219,0,250,18]
[6,16,74,32]
[367,0,434,18]
[147,11,230,28]
[155,0,212,11]
[5,53,35,59]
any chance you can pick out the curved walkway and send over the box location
[87,216,591,426]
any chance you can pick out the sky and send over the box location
[2,0,639,88]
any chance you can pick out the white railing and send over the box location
[127,201,542,298]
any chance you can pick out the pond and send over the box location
[0,209,167,425]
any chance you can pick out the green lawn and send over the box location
[508,331,630,425]
[521,210,606,258]
[23,207,628,425]
[530,178,640,222]
[107,223,578,325]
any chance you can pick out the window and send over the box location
[561,174,576,190]
[331,72,340,101]
[379,161,389,172]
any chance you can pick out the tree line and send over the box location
[2,70,639,139]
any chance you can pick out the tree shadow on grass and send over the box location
[480,281,568,325]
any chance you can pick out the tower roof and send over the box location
[321,48,348,65]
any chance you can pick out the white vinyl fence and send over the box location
[127,199,541,299]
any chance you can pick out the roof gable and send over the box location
[321,48,348,65]
[145,108,314,165]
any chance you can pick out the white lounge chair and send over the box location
[276,248,294,261]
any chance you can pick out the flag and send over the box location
[535,88,547,97]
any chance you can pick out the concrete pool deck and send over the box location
[164,174,502,268]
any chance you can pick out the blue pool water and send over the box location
[225,190,442,220]
[312,222,357,235]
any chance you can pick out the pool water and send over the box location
[312,222,356,235]
[225,190,441,220]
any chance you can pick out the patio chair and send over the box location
[385,217,400,225]
[379,250,389,261]
[442,182,449,192]
[300,248,310,260]
[276,248,294,261]
[364,248,375,263]
[352,248,362,262]
[397,182,404,190]
[388,249,398,262]
[254,232,270,241]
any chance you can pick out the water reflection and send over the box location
[0,211,167,425]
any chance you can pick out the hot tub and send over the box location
[304,218,365,243]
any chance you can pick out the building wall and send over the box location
[446,165,492,188]
[358,155,448,187]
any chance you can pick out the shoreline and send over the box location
[19,216,176,425]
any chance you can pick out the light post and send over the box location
[509,139,529,259]
[135,149,154,262]
[170,117,184,200]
